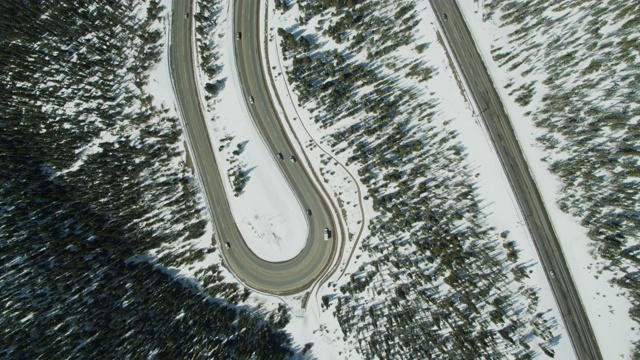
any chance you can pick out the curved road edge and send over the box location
[258,1,370,309]
[169,0,337,295]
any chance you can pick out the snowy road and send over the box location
[431,1,601,359]
[169,0,338,294]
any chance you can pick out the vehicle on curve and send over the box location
[226,242,231,249]
[290,155,296,163]
[306,209,312,216]
[277,152,284,161]
[249,96,254,104]
[324,228,331,241]
[549,269,556,278]
[237,32,241,40]
[442,13,448,21]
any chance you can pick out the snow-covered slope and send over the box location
[459,1,639,357]
[259,0,578,358]
[0,0,296,357]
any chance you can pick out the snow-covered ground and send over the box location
[459,2,636,358]
[142,0,218,279]
[145,0,626,357]
[259,2,373,357]
[257,0,575,358]
[258,4,372,284]
[188,0,308,262]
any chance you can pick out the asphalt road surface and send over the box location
[430,1,601,359]
[169,0,336,294]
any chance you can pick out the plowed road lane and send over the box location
[430,1,601,359]
[169,0,336,294]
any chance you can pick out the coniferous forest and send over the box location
[0,1,294,358]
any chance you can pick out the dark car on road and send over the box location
[306,209,312,216]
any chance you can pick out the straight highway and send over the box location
[430,1,601,359]
[169,0,337,294]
